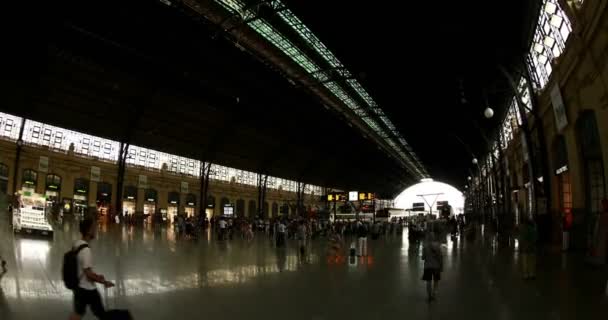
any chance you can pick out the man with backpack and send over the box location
[65,218,114,320]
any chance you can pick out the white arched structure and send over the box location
[394,180,464,215]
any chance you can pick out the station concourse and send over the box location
[1,0,608,319]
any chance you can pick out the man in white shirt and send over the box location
[69,218,114,320]
[218,218,227,240]
[277,220,287,247]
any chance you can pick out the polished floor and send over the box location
[1,215,607,319]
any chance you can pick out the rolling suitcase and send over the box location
[104,288,133,320]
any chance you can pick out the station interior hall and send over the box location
[1,0,608,319]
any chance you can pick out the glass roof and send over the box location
[213,0,428,179]
[1,111,323,194]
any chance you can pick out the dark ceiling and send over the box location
[0,0,540,196]
[281,0,542,188]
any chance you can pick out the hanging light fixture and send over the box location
[472,158,478,165]
[484,107,494,119]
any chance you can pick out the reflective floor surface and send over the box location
[1,216,607,320]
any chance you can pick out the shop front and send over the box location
[185,193,196,218]
[206,195,216,219]
[73,178,90,217]
[143,188,157,219]
[553,136,571,248]
[168,191,180,223]
[96,182,112,216]
[45,174,61,213]
[122,185,137,216]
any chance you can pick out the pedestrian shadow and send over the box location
[276,249,287,272]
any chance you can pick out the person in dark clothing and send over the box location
[0,254,6,280]
[357,221,368,256]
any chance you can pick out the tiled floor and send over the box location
[0,214,607,320]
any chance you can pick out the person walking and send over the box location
[0,253,7,281]
[356,221,368,256]
[69,218,115,320]
[421,232,443,302]
[520,218,538,280]
[218,218,227,240]
[276,220,287,247]
[297,220,308,256]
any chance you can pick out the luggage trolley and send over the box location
[13,191,54,237]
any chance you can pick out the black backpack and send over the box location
[62,244,88,290]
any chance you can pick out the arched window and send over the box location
[168,191,180,205]
[144,189,158,203]
[74,178,89,195]
[0,163,8,178]
[46,174,62,190]
[22,169,38,186]
[97,182,112,200]
[123,185,137,200]
[248,200,257,217]
[263,202,269,217]
[236,199,245,216]
[272,202,278,217]
[207,195,216,208]
[185,193,196,206]
[280,203,289,215]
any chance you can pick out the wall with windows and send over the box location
[474,1,607,242]
[0,112,323,198]
[0,138,323,218]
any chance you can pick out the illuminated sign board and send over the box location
[328,192,375,202]
[412,202,425,211]
[555,165,568,175]
[358,192,375,201]
[327,192,347,202]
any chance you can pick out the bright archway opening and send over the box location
[394,179,464,216]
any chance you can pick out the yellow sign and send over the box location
[356,192,375,201]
